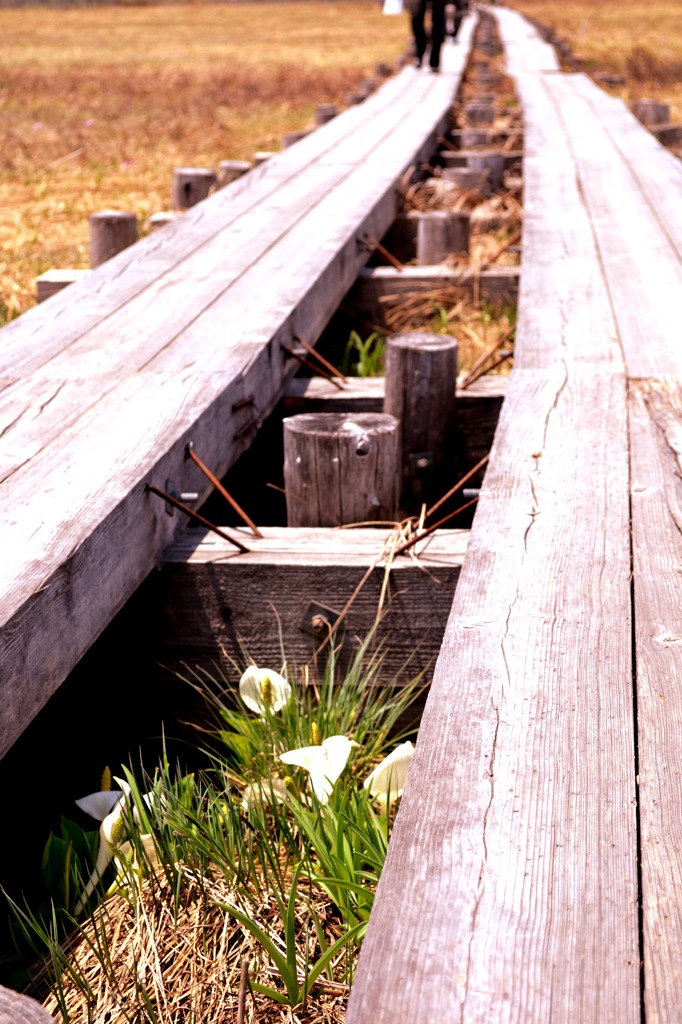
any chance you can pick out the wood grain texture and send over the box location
[283,413,399,526]
[0,987,56,1024]
[545,75,682,378]
[347,367,639,1023]
[629,378,682,1022]
[0,26,477,756]
[502,70,622,372]
[157,526,468,682]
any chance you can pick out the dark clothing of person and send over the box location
[411,0,446,71]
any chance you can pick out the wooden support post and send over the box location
[465,150,505,192]
[464,102,495,126]
[315,103,338,126]
[216,160,251,187]
[631,98,671,127]
[171,167,217,210]
[383,332,458,513]
[417,211,470,264]
[283,412,399,527]
[36,269,88,303]
[282,128,313,149]
[89,210,138,268]
[441,166,489,192]
[384,210,470,264]
[0,984,57,1023]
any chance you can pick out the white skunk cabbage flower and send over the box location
[363,741,415,812]
[74,777,153,914]
[241,777,289,812]
[239,666,291,715]
[280,735,355,804]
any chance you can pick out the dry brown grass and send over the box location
[0,2,409,322]
[508,0,682,117]
[38,864,350,1024]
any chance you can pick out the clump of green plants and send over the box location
[341,329,386,377]
[4,639,423,1023]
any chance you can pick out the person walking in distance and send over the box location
[450,0,468,39]
[410,0,446,72]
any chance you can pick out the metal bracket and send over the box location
[300,601,344,638]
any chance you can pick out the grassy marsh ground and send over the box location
[0,2,409,321]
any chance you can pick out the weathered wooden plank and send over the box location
[157,526,468,682]
[0,27,478,756]
[1,50,472,481]
[493,7,559,74]
[568,73,682,252]
[545,75,682,378]
[629,378,682,1022]
[347,367,639,1023]
[344,265,520,320]
[509,76,622,371]
[0,65,452,385]
[0,29,478,388]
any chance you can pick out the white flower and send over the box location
[280,735,354,804]
[114,833,161,881]
[239,666,291,715]
[363,741,415,812]
[74,777,153,914]
[241,777,289,812]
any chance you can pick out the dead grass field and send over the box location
[508,0,682,117]
[0,2,409,322]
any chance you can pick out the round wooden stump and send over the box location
[283,413,399,527]
[416,210,470,264]
[383,332,458,513]
[0,985,56,1023]
[171,167,217,210]
[89,210,138,268]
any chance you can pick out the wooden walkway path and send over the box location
[0,26,476,760]
[347,8,682,1023]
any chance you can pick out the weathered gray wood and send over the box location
[383,209,470,264]
[0,986,56,1024]
[216,159,251,187]
[344,265,519,321]
[348,368,639,1023]
[171,167,217,209]
[383,333,458,512]
[629,378,682,1022]
[35,269,88,303]
[89,209,138,268]
[0,22,481,756]
[631,98,670,127]
[315,103,338,126]
[157,526,468,681]
[282,128,314,148]
[544,74,682,377]
[0,38,476,385]
[650,122,682,146]
[416,211,470,263]
[440,166,489,192]
[504,72,623,371]
[283,413,399,527]
[283,375,506,484]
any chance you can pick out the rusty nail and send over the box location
[146,483,250,553]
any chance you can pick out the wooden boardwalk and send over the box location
[347,8,682,1023]
[0,25,476,761]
